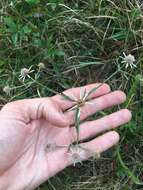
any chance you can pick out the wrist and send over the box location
[0,173,29,190]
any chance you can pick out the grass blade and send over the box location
[60,92,75,102]
[117,147,143,185]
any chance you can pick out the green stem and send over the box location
[86,67,122,99]
[29,77,58,95]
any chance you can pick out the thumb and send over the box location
[2,98,69,127]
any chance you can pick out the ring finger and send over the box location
[70,109,131,143]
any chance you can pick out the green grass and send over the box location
[0,0,143,189]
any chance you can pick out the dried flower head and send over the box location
[120,52,136,69]
[68,145,87,166]
[38,62,45,70]
[68,88,92,112]
[19,66,34,81]
[3,85,11,95]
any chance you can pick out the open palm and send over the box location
[0,83,131,190]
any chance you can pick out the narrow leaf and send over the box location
[60,92,75,102]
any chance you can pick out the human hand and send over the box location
[0,83,131,190]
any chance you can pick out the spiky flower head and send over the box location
[120,52,136,69]
[68,145,87,166]
[19,66,34,81]
[3,85,11,95]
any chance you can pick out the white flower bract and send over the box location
[120,52,136,69]
[19,66,34,81]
